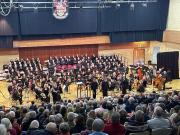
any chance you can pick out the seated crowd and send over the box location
[0,91,179,135]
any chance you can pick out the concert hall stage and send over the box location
[0,79,180,109]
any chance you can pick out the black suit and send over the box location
[90,81,98,99]
[101,81,109,97]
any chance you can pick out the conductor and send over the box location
[90,78,98,99]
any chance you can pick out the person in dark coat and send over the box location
[90,78,98,99]
[26,120,39,135]
[31,122,57,135]
[120,77,129,95]
[70,115,85,134]
[101,78,109,97]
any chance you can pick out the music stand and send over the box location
[63,85,67,99]
[76,82,83,98]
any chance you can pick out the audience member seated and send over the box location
[90,118,108,135]
[147,106,171,129]
[67,112,76,130]
[80,118,94,135]
[124,110,149,135]
[0,124,7,135]
[70,114,85,134]
[26,120,40,135]
[104,112,125,135]
[128,105,150,122]
[1,118,17,135]
[59,122,70,135]
[125,97,136,113]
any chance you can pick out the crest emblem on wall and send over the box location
[53,0,69,19]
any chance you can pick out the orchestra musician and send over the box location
[137,67,143,80]
[43,83,50,102]
[153,72,166,90]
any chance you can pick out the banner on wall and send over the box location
[53,0,69,20]
[152,46,160,64]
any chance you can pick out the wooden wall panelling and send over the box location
[133,48,145,65]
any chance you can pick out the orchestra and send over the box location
[3,55,171,104]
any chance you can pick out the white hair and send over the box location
[128,97,135,103]
[154,106,163,117]
[158,97,165,102]
[173,95,178,101]
[46,122,57,135]
[1,118,12,130]
[29,120,39,129]
[0,124,7,135]
[9,111,15,118]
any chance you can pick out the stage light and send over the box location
[116,3,120,8]
[142,3,147,7]
[130,2,135,11]
[19,4,23,12]
[33,3,39,13]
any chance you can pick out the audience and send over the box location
[0,89,179,135]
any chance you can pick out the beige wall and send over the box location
[147,41,180,73]
[0,49,19,70]
[167,0,180,31]
[148,41,180,56]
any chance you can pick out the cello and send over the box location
[153,73,166,90]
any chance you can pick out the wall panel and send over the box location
[0,48,19,69]
[167,0,180,31]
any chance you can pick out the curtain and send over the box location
[157,51,179,79]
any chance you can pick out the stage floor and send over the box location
[0,80,180,108]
